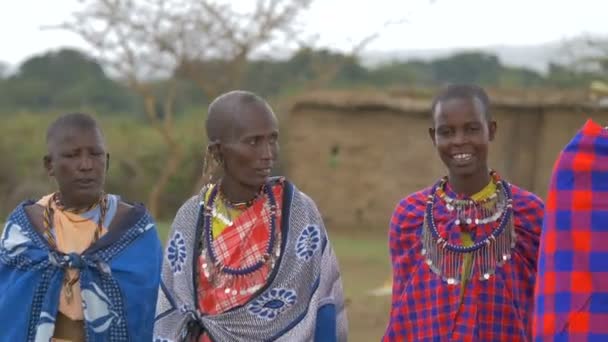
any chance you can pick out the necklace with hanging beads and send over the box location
[435,170,506,225]
[421,171,516,284]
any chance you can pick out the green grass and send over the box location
[156,222,171,242]
[331,232,392,341]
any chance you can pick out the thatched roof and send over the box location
[290,88,605,115]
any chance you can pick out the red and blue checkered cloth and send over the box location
[384,182,543,341]
[533,119,608,341]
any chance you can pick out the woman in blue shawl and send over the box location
[0,113,162,341]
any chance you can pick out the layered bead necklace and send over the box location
[421,171,516,284]
[435,171,507,226]
[200,183,280,296]
[42,192,108,302]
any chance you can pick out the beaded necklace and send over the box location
[42,192,108,302]
[218,183,265,211]
[200,183,280,291]
[421,172,516,284]
[435,171,505,225]
[210,184,265,227]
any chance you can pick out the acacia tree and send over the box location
[57,0,313,217]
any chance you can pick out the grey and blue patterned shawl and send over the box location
[0,198,163,341]
[154,180,347,341]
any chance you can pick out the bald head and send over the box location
[206,90,274,143]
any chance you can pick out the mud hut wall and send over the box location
[286,107,444,230]
[286,105,608,231]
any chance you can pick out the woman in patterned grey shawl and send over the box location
[154,90,347,341]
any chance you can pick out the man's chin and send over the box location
[448,164,480,178]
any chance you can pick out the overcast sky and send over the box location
[1,0,606,65]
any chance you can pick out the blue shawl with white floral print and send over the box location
[0,200,162,341]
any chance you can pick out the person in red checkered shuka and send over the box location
[383,84,544,341]
[533,119,608,341]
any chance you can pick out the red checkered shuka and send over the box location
[384,181,543,341]
[533,119,608,341]
[197,183,283,315]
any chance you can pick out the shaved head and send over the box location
[203,90,279,202]
[431,83,491,125]
[206,90,274,143]
[46,112,105,153]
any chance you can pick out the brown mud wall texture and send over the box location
[285,89,608,231]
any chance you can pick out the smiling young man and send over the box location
[154,90,347,342]
[383,84,544,341]
[0,113,162,341]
